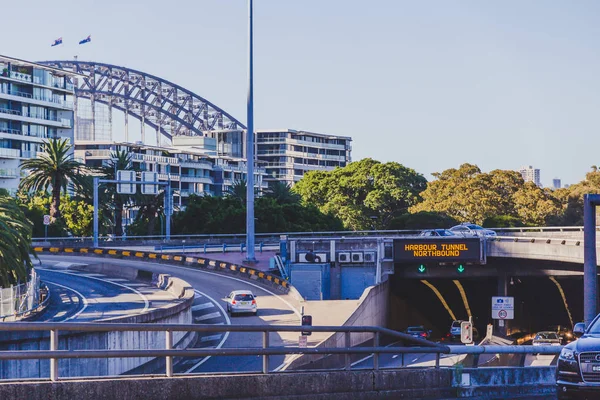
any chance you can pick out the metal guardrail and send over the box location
[32,226,593,244]
[0,322,562,382]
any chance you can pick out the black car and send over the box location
[557,319,600,399]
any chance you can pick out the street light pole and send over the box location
[245,0,256,263]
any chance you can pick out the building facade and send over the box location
[74,141,268,208]
[0,55,76,194]
[552,178,561,190]
[519,165,541,187]
[256,129,352,186]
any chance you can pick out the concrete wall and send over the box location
[488,238,588,264]
[0,367,557,399]
[0,273,194,379]
[286,281,389,370]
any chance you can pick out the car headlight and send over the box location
[560,348,575,360]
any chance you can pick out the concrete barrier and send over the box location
[0,268,194,379]
[286,281,389,370]
[33,245,290,293]
[0,367,557,399]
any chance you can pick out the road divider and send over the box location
[33,246,290,293]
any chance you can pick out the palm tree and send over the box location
[0,195,33,287]
[19,138,85,220]
[100,150,134,237]
[264,181,300,205]
[225,179,247,204]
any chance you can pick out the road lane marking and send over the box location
[44,281,89,321]
[185,289,231,374]
[192,303,215,312]
[39,268,150,313]
[194,312,222,321]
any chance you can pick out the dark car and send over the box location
[557,320,600,399]
[404,326,431,340]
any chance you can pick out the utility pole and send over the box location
[245,0,256,263]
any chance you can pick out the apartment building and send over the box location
[0,55,76,194]
[256,129,352,186]
[74,141,268,208]
[519,165,541,187]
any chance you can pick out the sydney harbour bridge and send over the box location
[40,60,246,148]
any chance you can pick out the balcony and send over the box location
[0,148,21,158]
[0,87,72,109]
[181,175,213,184]
[130,153,178,165]
[0,168,19,178]
[0,127,21,136]
[0,107,72,127]
[20,150,37,159]
[9,71,32,83]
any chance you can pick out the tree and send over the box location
[19,138,85,221]
[99,150,134,236]
[128,192,165,236]
[388,211,458,230]
[0,194,34,287]
[411,164,563,226]
[60,196,94,237]
[264,181,300,205]
[294,158,427,230]
[225,179,248,204]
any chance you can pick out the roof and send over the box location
[231,290,254,295]
[256,128,352,141]
[0,54,83,78]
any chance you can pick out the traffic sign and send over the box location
[298,335,307,348]
[491,296,514,320]
[142,172,159,195]
[117,170,136,194]
[457,264,465,273]
[418,264,426,273]
[43,215,51,226]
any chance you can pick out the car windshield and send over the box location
[438,230,454,236]
[451,321,462,328]
[535,332,558,340]
[466,224,483,230]
[407,327,424,332]
[234,294,254,301]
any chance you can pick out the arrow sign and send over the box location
[418,265,426,273]
[457,265,465,273]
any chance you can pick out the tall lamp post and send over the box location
[245,0,256,263]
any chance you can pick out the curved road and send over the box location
[34,268,153,322]
[38,255,303,373]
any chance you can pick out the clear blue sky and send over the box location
[3,0,599,187]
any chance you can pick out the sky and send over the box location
[2,0,599,187]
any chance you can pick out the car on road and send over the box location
[449,223,497,238]
[556,320,600,399]
[225,290,258,316]
[548,325,575,345]
[532,331,562,346]
[404,326,431,340]
[418,229,456,237]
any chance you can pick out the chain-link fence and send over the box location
[0,269,42,320]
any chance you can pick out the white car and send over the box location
[225,290,258,316]
[532,331,561,346]
[449,223,497,238]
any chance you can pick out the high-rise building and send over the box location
[552,178,561,190]
[256,129,352,186]
[519,165,541,187]
[0,55,76,195]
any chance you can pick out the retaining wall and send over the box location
[286,281,389,370]
[0,267,194,379]
[0,367,556,399]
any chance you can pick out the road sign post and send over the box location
[491,296,514,320]
[43,214,50,240]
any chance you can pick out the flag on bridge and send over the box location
[51,37,63,47]
[79,35,91,45]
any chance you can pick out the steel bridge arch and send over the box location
[39,60,246,141]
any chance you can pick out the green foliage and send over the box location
[411,164,561,226]
[388,211,458,230]
[293,158,427,230]
[19,138,86,220]
[99,150,135,236]
[0,195,34,287]
[60,196,94,236]
[172,194,343,235]
[482,215,524,228]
